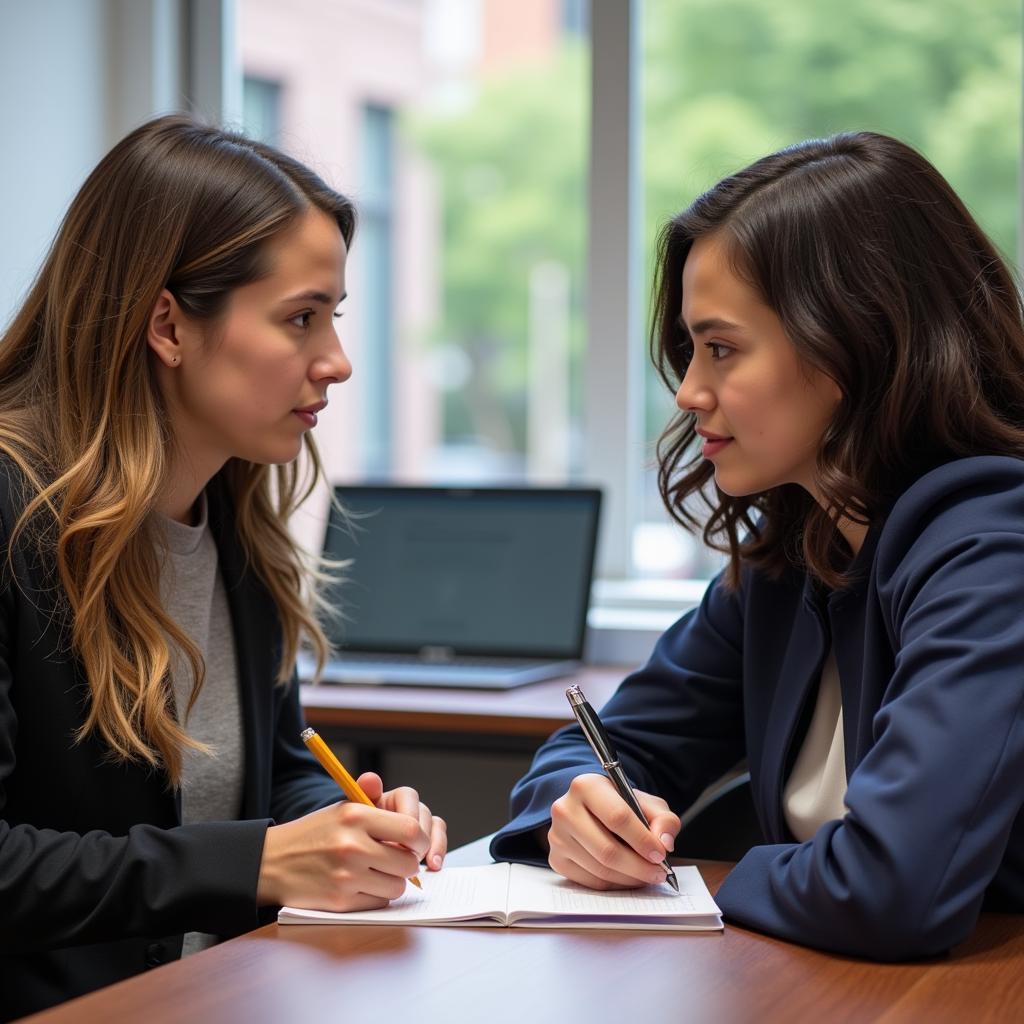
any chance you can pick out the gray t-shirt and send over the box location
[156,495,243,956]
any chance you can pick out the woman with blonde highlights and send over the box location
[493,132,1024,960]
[0,114,446,1020]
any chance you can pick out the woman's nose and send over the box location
[317,333,353,385]
[675,361,713,413]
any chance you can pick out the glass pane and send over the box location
[239,0,589,501]
[638,0,1022,579]
[241,76,282,147]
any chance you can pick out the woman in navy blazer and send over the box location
[0,116,446,1020]
[491,132,1024,960]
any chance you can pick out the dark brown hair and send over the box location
[651,131,1024,590]
[0,114,355,782]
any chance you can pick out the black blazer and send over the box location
[0,463,340,1021]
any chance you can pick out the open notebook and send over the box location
[278,863,723,931]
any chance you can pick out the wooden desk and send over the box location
[300,665,626,773]
[22,861,1024,1024]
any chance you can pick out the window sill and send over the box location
[584,576,709,666]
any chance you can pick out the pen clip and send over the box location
[565,685,618,766]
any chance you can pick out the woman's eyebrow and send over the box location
[280,289,347,306]
[684,316,742,335]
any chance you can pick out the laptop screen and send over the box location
[320,486,601,658]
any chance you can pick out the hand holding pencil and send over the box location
[303,727,451,888]
[253,729,447,913]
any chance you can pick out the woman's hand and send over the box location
[545,773,681,890]
[256,775,446,912]
[357,772,448,871]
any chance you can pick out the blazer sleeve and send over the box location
[0,468,284,954]
[490,569,746,864]
[0,604,269,954]
[716,463,1024,960]
[0,465,332,953]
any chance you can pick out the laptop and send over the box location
[305,485,602,689]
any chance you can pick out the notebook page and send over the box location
[505,864,722,929]
[278,863,512,925]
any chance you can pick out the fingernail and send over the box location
[650,869,667,884]
[431,854,442,869]
[647,848,664,863]
[660,833,674,852]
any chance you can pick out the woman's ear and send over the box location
[147,289,187,368]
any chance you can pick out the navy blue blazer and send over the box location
[0,465,340,1021]
[491,457,1024,960]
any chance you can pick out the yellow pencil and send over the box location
[300,727,422,889]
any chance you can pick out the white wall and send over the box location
[0,0,111,330]
[0,0,229,332]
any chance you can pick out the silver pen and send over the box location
[566,684,680,893]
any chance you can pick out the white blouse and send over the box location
[782,647,849,842]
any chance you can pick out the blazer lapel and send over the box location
[756,577,829,842]
[827,521,885,777]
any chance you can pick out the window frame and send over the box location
[584,0,645,581]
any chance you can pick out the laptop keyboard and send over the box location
[336,651,542,668]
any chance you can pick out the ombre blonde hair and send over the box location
[0,115,355,785]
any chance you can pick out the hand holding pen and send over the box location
[547,685,682,893]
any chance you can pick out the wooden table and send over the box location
[300,665,626,773]
[21,859,1024,1024]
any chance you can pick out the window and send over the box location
[238,0,589,496]
[359,104,395,477]
[236,0,1022,587]
[242,76,281,146]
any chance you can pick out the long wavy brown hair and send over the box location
[651,131,1024,591]
[0,115,355,784]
